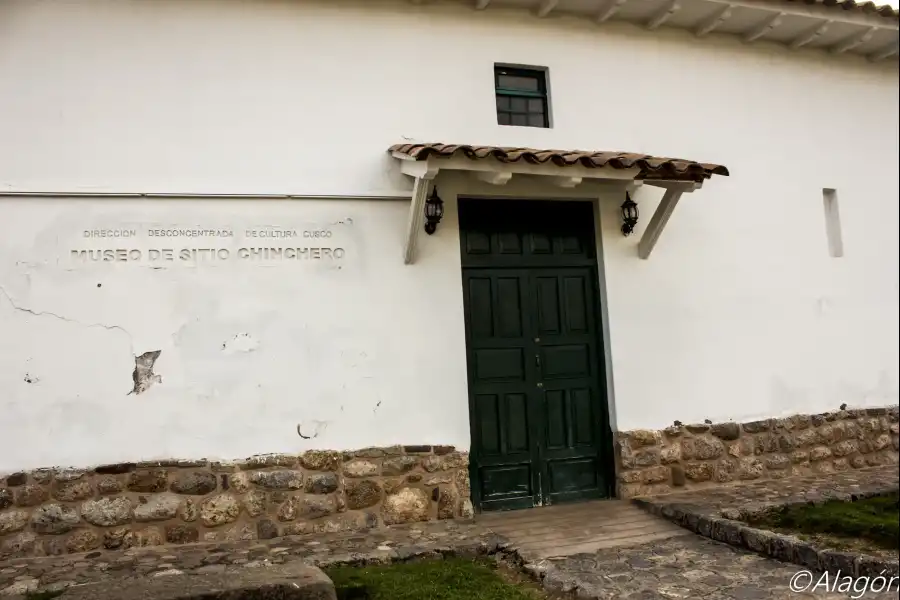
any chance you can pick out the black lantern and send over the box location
[620,193,639,236]
[424,186,444,235]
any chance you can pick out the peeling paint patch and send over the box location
[130,350,162,395]
[23,373,39,384]
[221,333,258,355]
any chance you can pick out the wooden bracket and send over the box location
[637,184,694,259]
[402,164,440,265]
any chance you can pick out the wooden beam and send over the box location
[637,187,686,259]
[474,171,514,185]
[868,40,899,61]
[831,26,876,54]
[647,0,680,31]
[695,5,732,37]
[596,0,628,23]
[642,180,703,192]
[392,153,642,182]
[474,0,491,9]
[535,0,559,18]
[546,176,583,188]
[790,20,832,50]
[398,158,441,180]
[704,0,897,31]
[743,12,784,43]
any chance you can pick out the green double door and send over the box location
[460,199,614,512]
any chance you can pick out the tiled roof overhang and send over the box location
[389,143,730,183]
[786,0,898,19]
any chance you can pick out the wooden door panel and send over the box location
[539,343,592,380]
[531,268,608,505]
[463,269,541,511]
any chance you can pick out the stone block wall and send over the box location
[0,445,471,559]
[615,405,900,498]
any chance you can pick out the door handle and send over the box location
[535,354,541,368]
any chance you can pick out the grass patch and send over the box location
[325,557,547,600]
[749,493,899,551]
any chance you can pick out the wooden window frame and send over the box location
[494,66,550,129]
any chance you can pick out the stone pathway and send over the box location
[523,465,899,599]
[0,520,504,596]
[531,534,897,599]
[2,466,898,598]
[633,465,899,522]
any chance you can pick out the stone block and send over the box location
[248,470,304,490]
[343,459,379,478]
[625,429,660,447]
[438,488,458,520]
[710,422,741,441]
[0,510,29,535]
[683,462,714,482]
[134,493,181,522]
[239,453,298,469]
[165,524,199,544]
[54,561,339,600]
[199,494,240,527]
[32,504,81,534]
[13,484,48,507]
[660,445,682,464]
[738,458,764,480]
[305,473,339,494]
[681,437,724,460]
[345,480,382,510]
[383,487,430,525]
[170,471,217,495]
[299,450,342,471]
[81,497,133,527]
[382,456,420,476]
[741,420,771,433]
[127,469,169,493]
[66,530,101,554]
[4,472,27,487]
[96,476,123,495]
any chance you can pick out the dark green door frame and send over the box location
[459,198,616,513]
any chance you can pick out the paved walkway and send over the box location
[2,466,897,598]
[537,534,897,599]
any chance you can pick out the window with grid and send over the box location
[494,66,549,128]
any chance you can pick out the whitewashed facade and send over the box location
[0,0,898,529]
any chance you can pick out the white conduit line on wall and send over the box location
[0,192,410,200]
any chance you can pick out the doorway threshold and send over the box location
[476,499,690,558]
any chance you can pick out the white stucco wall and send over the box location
[0,196,472,471]
[1,0,898,471]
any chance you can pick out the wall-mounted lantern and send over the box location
[424,187,444,235]
[620,193,639,236]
